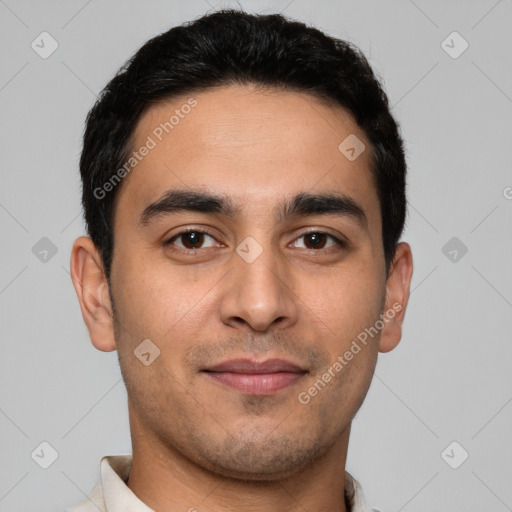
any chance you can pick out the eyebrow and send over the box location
[139,189,368,230]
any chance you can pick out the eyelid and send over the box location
[296,227,348,243]
[165,227,220,246]
[290,230,347,250]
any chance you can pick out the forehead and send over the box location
[115,84,380,233]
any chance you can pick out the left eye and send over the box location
[291,232,344,250]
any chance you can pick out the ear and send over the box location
[378,242,414,353]
[70,236,116,352]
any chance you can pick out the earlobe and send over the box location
[70,236,117,352]
[378,242,414,353]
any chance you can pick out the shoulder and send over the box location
[64,481,106,512]
[345,471,382,512]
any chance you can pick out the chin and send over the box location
[187,429,330,482]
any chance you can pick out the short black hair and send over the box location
[80,9,407,280]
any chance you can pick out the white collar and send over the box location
[66,454,379,512]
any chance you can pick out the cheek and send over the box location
[112,248,222,345]
[299,262,385,341]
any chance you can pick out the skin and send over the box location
[71,84,413,512]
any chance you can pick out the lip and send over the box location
[205,358,305,374]
[203,358,307,395]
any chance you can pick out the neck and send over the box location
[126,409,351,512]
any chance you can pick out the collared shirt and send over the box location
[66,455,380,512]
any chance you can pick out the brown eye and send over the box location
[303,233,328,249]
[292,232,345,250]
[167,230,217,250]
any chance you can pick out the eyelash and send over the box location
[164,228,347,253]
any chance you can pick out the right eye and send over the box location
[165,229,220,252]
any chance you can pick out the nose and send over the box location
[219,244,298,333]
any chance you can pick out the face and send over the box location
[79,84,409,481]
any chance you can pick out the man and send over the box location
[68,9,413,512]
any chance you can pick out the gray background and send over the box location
[1,0,511,511]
